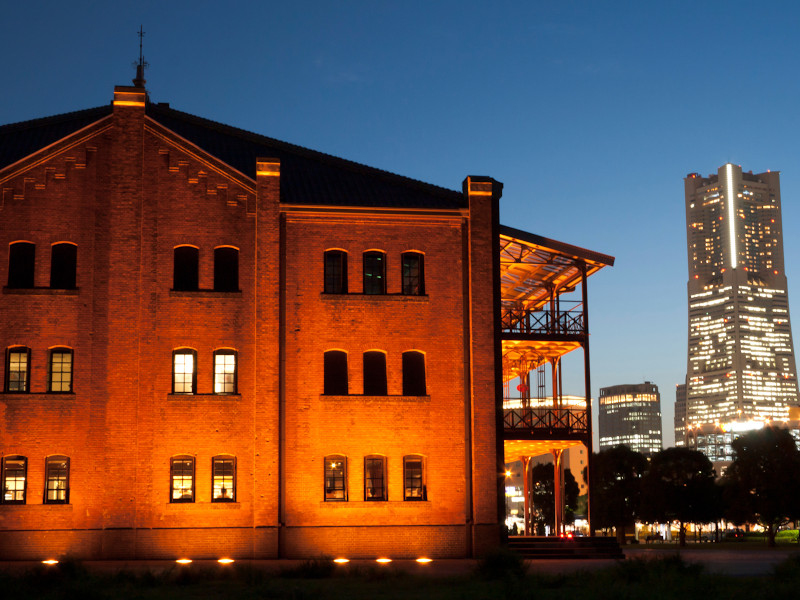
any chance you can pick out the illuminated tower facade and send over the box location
[684,164,799,456]
[598,382,663,455]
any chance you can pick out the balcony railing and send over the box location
[501,302,585,336]
[503,407,588,437]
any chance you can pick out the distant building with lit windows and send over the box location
[598,382,662,455]
[683,165,799,462]
[674,381,686,447]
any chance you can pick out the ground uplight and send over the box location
[176,558,192,564]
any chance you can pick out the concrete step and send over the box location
[507,536,624,560]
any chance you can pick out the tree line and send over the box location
[591,426,800,546]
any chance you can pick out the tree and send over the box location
[722,426,800,547]
[529,462,579,534]
[640,447,717,547]
[592,445,647,545]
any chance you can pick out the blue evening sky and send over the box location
[5,1,800,446]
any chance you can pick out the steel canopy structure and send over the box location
[498,224,614,535]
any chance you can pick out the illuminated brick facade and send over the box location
[684,165,799,459]
[0,84,505,559]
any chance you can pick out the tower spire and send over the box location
[132,25,148,88]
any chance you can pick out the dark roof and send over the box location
[0,105,112,171]
[1,100,465,210]
[145,103,465,209]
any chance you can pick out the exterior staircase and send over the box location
[507,536,624,560]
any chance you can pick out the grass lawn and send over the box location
[4,552,800,600]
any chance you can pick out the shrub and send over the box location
[474,545,527,580]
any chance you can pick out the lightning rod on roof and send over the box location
[132,25,148,88]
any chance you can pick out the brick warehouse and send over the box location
[0,80,613,560]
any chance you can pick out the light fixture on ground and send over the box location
[376,558,392,564]
[42,559,59,565]
[176,559,192,565]
[416,558,433,564]
[333,558,350,564]
[218,558,234,564]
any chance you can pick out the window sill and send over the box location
[1,392,75,397]
[165,502,241,511]
[0,503,73,510]
[320,500,430,507]
[321,394,430,403]
[169,290,242,298]
[2,287,79,295]
[168,393,241,399]
[320,293,428,302]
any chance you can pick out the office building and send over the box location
[684,164,799,461]
[598,382,663,455]
[674,382,686,447]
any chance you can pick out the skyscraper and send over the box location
[683,164,799,458]
[599,382,663,455]
[674,381,686,447]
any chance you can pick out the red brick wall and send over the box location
[0,90,500,560]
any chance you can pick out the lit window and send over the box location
[364,456,386,501]
[5,347,31,393]
[44,456,69,504]
[173,349,197,394]
[173,246,199,291]
[212,456,235,502]
[402,351,426,396]
[403,456,426,501]
[363,251,386,295]
[214,350,237,394]
[324,250,348,294]
[401,252,424,295]
[49,348,73,393]
[324,455,347,501]
[323,350,348,395]
[1,456,27,504]
[363,351,387,395]
[50,243,77,289]
[214,247,239,292]
[7,242,35,288]
[170,456,194,502]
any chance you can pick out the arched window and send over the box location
[44,456,70,504]
[403,455,426,501]
[1,456,27,504]
[5,346,31,393]
[173,246,199,291]
[363,251,386,295]
[402,351,426,396]
[324,250,348,294]
[170,456,195,503]
[7,242,35,288]
[212,456,236,502]
[364,455,386,501]
[172,349,197,394]
[363,351,387,395]
[323,350,348,395]
[213,349,237,394]
[50,242,77,289]
[324,455,347,501]
[214,247,239,292]
[401,252,424,295]
[49,347,73,393]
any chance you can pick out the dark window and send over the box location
[324,250,348,294]
[214,247,239,292]
[173,246,199,291]
[402,351,426,396]
[363,351,387,395]
[363,251,386,295]
[50,243,77,289]
[44,456,69,504]
[401,252,424,295]
[5,347,31,393]
[1,456,27,504]
[49,348,73,393]
[170,456,195,502]
[404,456,426,501]
[323,351,348,395]
[212,456,236,502]
[173,349,197,394]
[324,455,347,501]
[7,242,35,288]
[364,456,386,501]
[213,350,237,394]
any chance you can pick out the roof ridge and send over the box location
[147,103,462,200]
[0,105,112,134]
